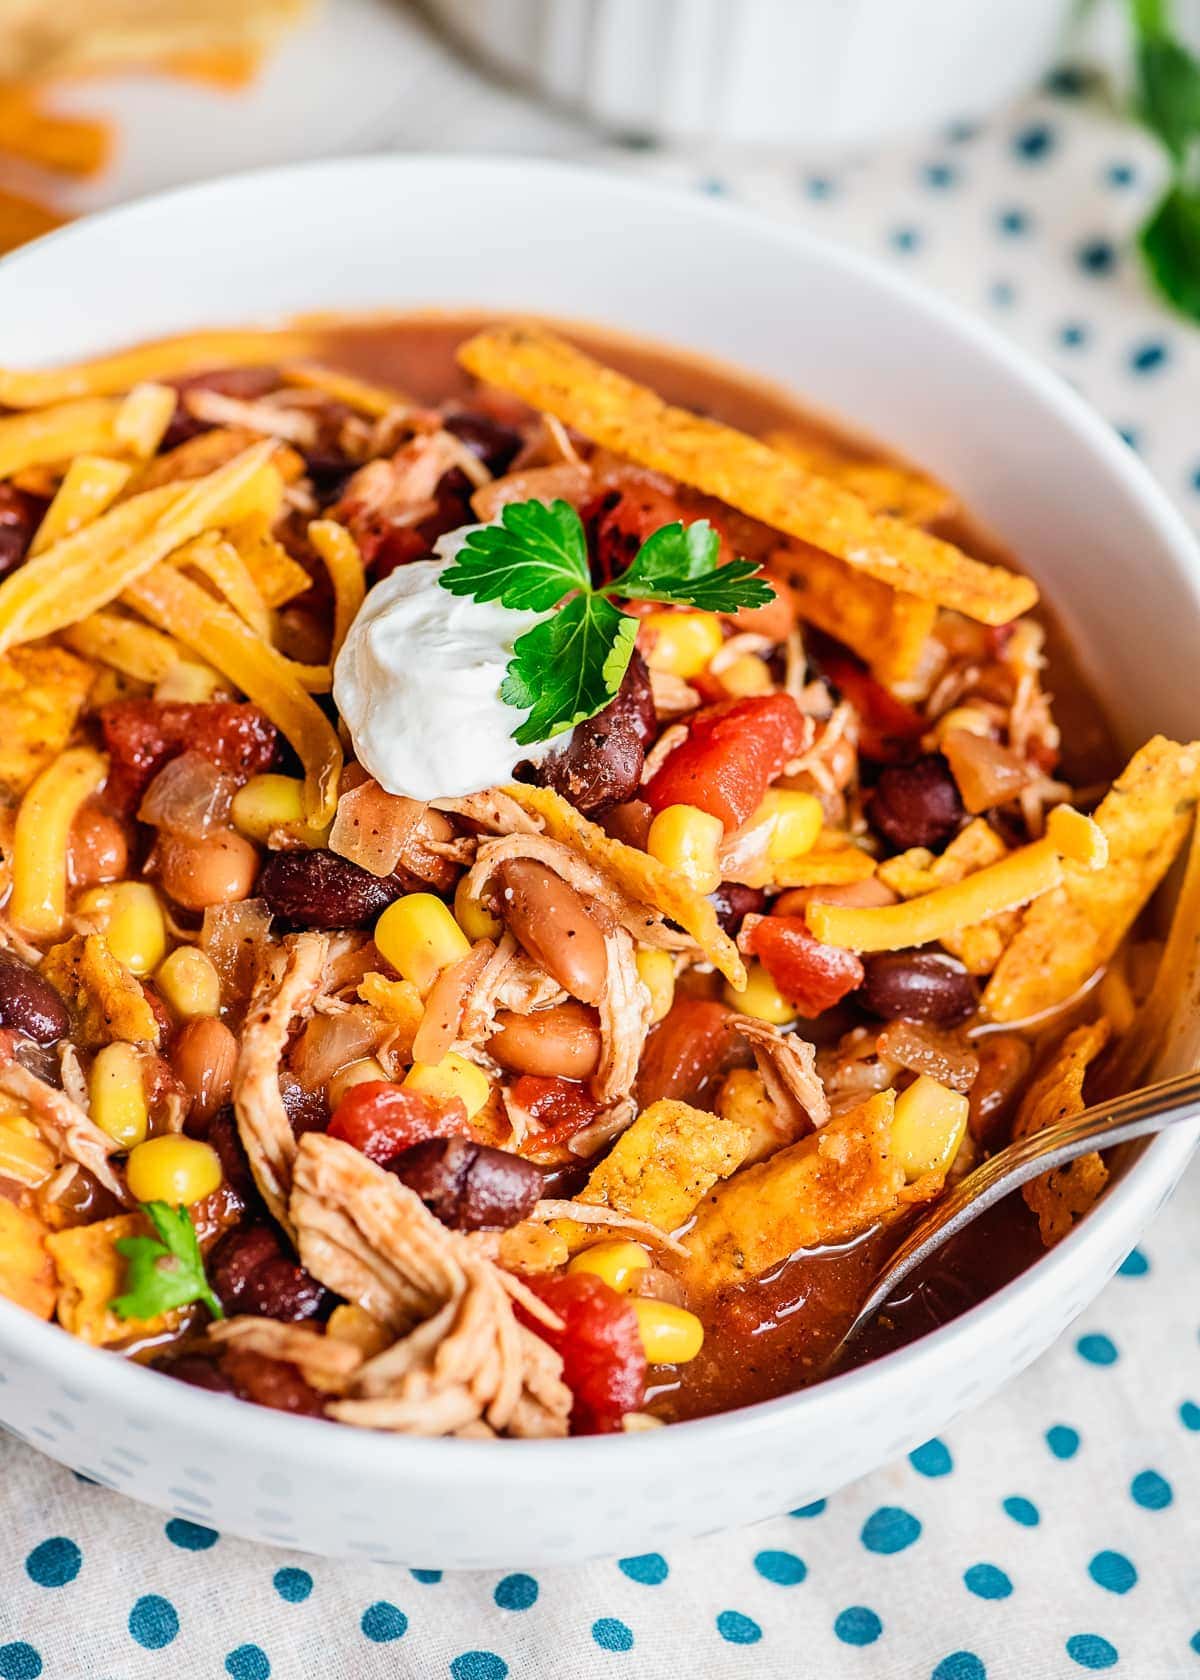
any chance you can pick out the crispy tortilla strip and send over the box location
[0,186,66,255]
[0,1199,56,1320]
[61,610,184,685]
[282,362,411,418]
[459,326,1037,625]
[771,837,877,889]
[134,426,304,494]
[40,933,161,1049]
[0,396,125,481]
[984,738,1200,1022]
[32,456,132,555]
[0,644,94,799]
[570,1098,753,1239]
[502,782,745,987]
[879,818,1018,974]
[229,510,312,607]
[0,328,317,409]
[766,430,955,526]
[358,972,424,1060]
[1013,1019,1111,1246]
[46,1213,183,1346]
[0,88,109,176]
[774,542,937,685]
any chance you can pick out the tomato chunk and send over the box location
[508,1075,603,1148]
[815,649,925,763]
[585,485,729,586]
[520,1272,646,1434]
[100,699,278,811]
[745,915,864,1016]
[328,1081,468,1166]
[642,693,807,830]
[635,996,740,1108]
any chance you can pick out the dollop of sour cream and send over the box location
[333,526,569,800]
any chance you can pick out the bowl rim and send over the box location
[1,151,1197,1473]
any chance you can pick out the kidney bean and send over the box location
[868,754,964,852]
[859,950,979,1027]
[279,1074,331,1137]
[527,651,655,814]
[968,1033,1033,1144]
[709,881,766,937]
[488,1001,602,1080]
[635,996,744,1107]
[495,859,608,1005]
[159,1352,236,1395]
[222,1347,326,1417]
[390,1136,544,1231]
[0,484,45,579]
[0,950,69,1045]
[209,1222,330,1321]
[443,410,524,476]
[258,848,406,928]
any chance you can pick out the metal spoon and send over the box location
[827,1065,1200,1363]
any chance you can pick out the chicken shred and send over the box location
[0,1035,128,1203]
[732,1016,830,1130]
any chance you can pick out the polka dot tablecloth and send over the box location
[3,55,1200,1680]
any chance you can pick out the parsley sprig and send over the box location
[111,1201,224,1323]
[1129,0,1200,320]
[439,498,772,745]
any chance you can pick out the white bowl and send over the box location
[0,156,1196,1566]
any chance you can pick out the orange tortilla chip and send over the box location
[0,644,94,798]
[766,431,955,526]
[46,1213,183,1346]
[0,89,109,176]
[984,738,1200,1022]
[879,818,1018,975]
[0,186,66,254]
[40,933,161,1048]
[773,541,936,685]
[0,328,316,409]
[458,325,1037,626]
[503,782,746,987]
[772,839,877,889]
[1013,1019,1111,1246]
[0,1198,56,1320]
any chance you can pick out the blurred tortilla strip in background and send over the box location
[0,0,311,81]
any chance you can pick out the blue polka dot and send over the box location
[698,176,728,197]
[933,1657,987,1680]
[1191,1631,1200,1655]
[805,175,836,200]
[410,1569,442,1584]
[861,1506,922,1554]
[1077,1333,1119,1366]
[24,1537,81,1587]
[909,1438,953,1478]
[716,1611,761,1645]
[273,1568,312,1603]
[1046,63,1093,96]
[1067,1633,1119,1669]
[835,1607,883,1646]
[0,1646,41,1680]
[890,226,923,253]
[618,1553,668,1585]
[1077,238,1117,275]
[592,1619,634,1653]
[964,1564,1012,1600]
[1089,1551,1137,1594]
[1003,1496,1040,1527]
[1118,1247,1149,1275]
[754,1549,806,1586]
[1046,1424,1080,1459]
[996,206,1031,236]
[988,279,1017,308]
[128,1595,179,1650]
[450,1655,508,1680]
[225,1646,269,1680]
[1013,122,1056,161]
[922,162,958,190]
[494,1573,538,1612]
[165,1518,218,1552]
[1105,161,1137,187]
[790,1499,826,1518]
[360,1602,407,1643]
[1180,1401,1200,1431]
[1116,424,1140,451]
[1130,340,1169,374]
[1059,321,1090,348]
[1131,1469,1173,1510]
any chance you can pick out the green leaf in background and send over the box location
[1128,0,1200,322]
[1140,183,1200,317]
[1135,33,1200,161]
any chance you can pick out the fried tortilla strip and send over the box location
[39,933,161,1049]
[683,1089,942,1294]
[0,644,94,799]
[459,326,1037,625]
[0,186,66,255]
[0,1040,127,1202]
[774,541,937,685]
[879,818,1018,975]
[0,328,317,409]
[0,1199,56,1320]
[765,430,955,526]
[0,89,109,177]
[984,738,1200,1022]
[0,397,125,481]
[46,1213,181,1346]
[134,427,305,494]
[1013,1019,1112,1246]
[571,1098,753,1238]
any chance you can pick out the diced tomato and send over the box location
[327,1081,468,1166]
[519,1272,646,1434]
[745,916,864,1016]
[815,649,925,763]
[635,996,740,1108]
[584,485,726,586]
[508,1075,603,1148]
[642,693,807,830]
[100,699,278,811]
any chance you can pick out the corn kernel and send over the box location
[647,804,723,894]
[375,893,471,994]
[635,947,676,1024]
[326,1302,391,1357]
[753,789,824,865]
[454,874,502,942]
[891,1074,969,1181]
[154,661,223,703]
[231,773,331,848]
[404,1052,491,1118]
[89,1042,150,1150]
[1047,804,1108,870]
[642,610,725,680]
[79,881,166,977]
[719,652,774,697]
[569,1239,651,1293]
[631,1298,705,1365]
[328,1056,388,1110]
[499,1222,571,1272]
[723,961,796,1025]
[126,1134,221,1205]
[155,946,221,1019]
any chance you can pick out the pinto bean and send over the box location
[495,859,608,1005]
[258,848,406,928]
[488,1002,602,1079]
[859,950,979,1027]
[171,1017,237,1124]
[158,830,260,911]
[0,950,69,1044]
[528,651,656,814]
[390,1135,544,1230]
[709,881,766,936]
[68,806,129,889]
[869,754,964,852]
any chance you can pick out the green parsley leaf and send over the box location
[1140,182,1200,318]
[438,498,589,612]
[111,1201,224,1323]
[614,521,775,612]
[502,594,637,746]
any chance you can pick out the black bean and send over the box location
[709,881,766,937]
[390,1136,543,1231]
[0,950,70,1044]
[859,950,979,1027]
[869,754,964,852]
[209,1223,330,1322]
[526,651,656,814]
[443,411,524,477]
[258,848,406,928]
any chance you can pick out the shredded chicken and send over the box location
[471,462,591,522]
[431,790,542,835]
[183,389,320,448]
[532,1199,688,1258]
[732,1016,830,1130]
[648,672,701,718]
[333,431,463,536]
[233,932,329,1237]
[0,1036,127,1202]
[454,932,567,1059]
[208,1316,365,1392]
[594,927,652,1105]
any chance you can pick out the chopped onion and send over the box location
[289,1005,386,1092]
[138,751,235,839]
[328,777,457,888]
[876,1018,979,1093]
[200,896,272,1002]
[942,728,1032,814]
